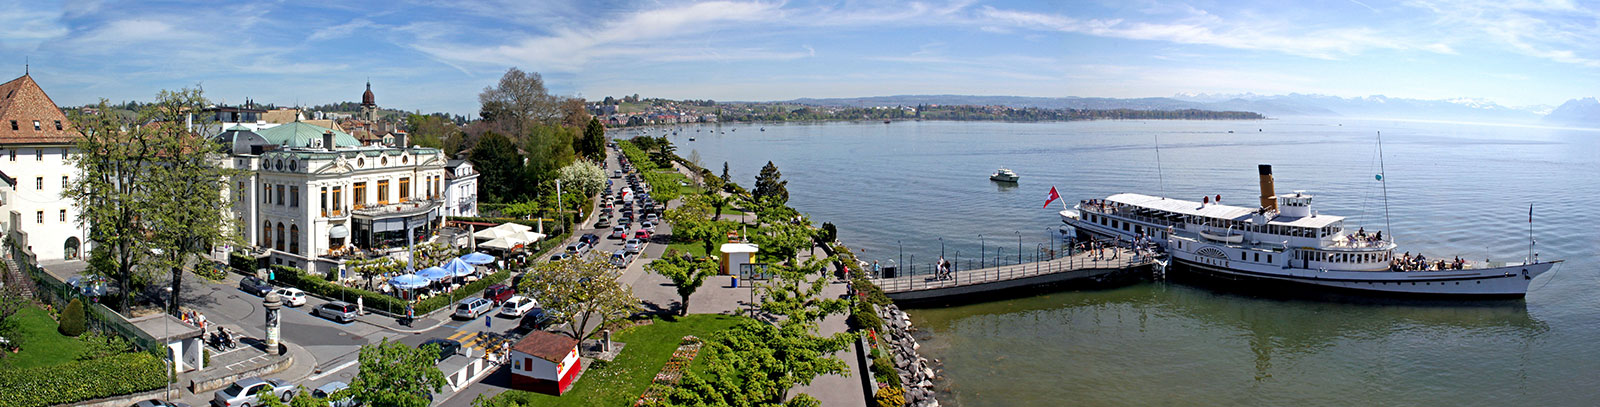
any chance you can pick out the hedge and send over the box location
[414,270,511,313]
[269,265,407,315]
[228,251,258,273]
[0,352,166,407]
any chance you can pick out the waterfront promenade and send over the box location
[870,248,1156,302]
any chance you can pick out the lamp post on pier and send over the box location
[897,240,903,276]
[938,237,944,258]
[1016,231,1022,265]
[978,234,985,269]
[1045,227,1053,258]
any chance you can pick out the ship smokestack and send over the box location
[1258,164,1277,212]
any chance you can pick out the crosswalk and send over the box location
[445,329,511,354]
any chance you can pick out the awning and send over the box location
[328,224,350,239]
[481,237,517,250]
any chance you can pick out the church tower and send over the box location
[360,81,377,122]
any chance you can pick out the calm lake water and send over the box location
[638,118,1599,406]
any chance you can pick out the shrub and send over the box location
[0,352,166,407]
[270,265,405,314]
[229,251,259,273]
[871,354,902,389]
[847,301,883,332]
[873,386,905,407]
[75,331,133,361]
[414,270,511,314]
[57,298,85,337]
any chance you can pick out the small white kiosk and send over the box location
[719,243,759,275]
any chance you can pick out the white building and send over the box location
[509,331,582,396]
[443,159,478,217]
[221,121,446,274]
[0,74,89,262]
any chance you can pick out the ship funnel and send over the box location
[1258,164,1277,212]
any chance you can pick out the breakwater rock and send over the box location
[881,304,940,407]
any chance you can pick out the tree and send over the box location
[752,222,815,265]
[0,285,26,333]
[753,161,788,204]
[556,160,605,198]
[581,117,606,161]
[406,114,459,152]
[349,339,447,407]
[720,162,732,191]
[67,88,231,314]
[659,257,853,406]
[522,124,579,191]
[645,250,719,316]
[468,131,523,203]
[517,255,639,340]
[58,298,86,336]
[478,68,560,136]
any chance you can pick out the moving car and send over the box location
[595,217,611,229]
[610,225,628,239]
[580,233,601,246]
[549,252,571,262]
[316,301,359,323]
[271,288,307,307]
[635,229,652,239]
[310,382,357,407]
[211,377,294,407]
[238,276,272,297]
[623,238,644,254]
[420,338,463,362]
[499,295,538,317]
[454,297,493,319]
[483,284,515,304]
[610,252,628,268]
[519,308,555,331]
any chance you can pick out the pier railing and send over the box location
[869,248,1155,293]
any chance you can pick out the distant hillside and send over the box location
[784,93,1550,123]
[1542,98,1600,127]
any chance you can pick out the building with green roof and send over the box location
[254,121,361,148]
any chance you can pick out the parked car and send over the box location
[211,377,294,407]
[594,217,611,228]
[483,284,515,304]
[520,308,555,331]
[132,399,191,407]
[623,238,644,254]
[238,276,272,296]
[610,252,628,268]
[310,381,357,407]
[499,295,538,317]
[641,220,655,231]
[454,297,493,319]
[612,170,622,178]
[611,225,628,239]
[270,288,307,307]
[549,252,571,262]
[316,301,358,323]
[635,229,652,239]
[420,338,462,362]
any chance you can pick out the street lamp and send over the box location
[978,234,985,269]
[897,240,903,276]
[938,237,945,259]
[1045,227,1053,258]
[1016,231,1022,265]
[163,287,173,401]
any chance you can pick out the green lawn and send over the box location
[483,314,745,407]
[664,241,711,259]
[1,306,84,369]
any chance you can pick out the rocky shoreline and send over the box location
[880,303,941,407]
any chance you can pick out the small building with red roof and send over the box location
[509,330,583,395]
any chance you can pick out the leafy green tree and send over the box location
[288,385,332,407]
[58,298,86,336]
[752,161,788,204]
[522,124,579,191]
[67,88,233,314]
[517,255,639,340]
[406,114,459,153]
[582,117,606,161]
[556,160,606,198]
[468,131,523,203]
[645,250,720,316]
[720,162,733,192]
[752,223,814,264]
[659,257,853,406]
[349,339,447,407]
[478,67,561,136]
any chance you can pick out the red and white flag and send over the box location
[1043,186,1061,209]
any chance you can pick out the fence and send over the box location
[8,237,166,356]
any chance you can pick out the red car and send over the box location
[635,229,652,239]
[483,284,515,305]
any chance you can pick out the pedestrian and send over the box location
[268,268,275,282]
[872,260,881,277]
[197,312,208,330]
[357,296,364,315]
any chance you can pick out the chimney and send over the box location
[394,132,408,149]
[1258,164,1277,212]
[322,131,335,151]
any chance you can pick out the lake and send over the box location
[638,117,1599,405]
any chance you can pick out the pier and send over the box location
[869,248,1158,303]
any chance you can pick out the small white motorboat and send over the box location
[990,168,1019,182]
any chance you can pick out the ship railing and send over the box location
[1076,205,1182,228]
[869,245,1154,293]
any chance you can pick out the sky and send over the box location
[1,0,1597,116]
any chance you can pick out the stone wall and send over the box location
[879,304,938,407]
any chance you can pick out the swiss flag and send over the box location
[1043,186,1061,209]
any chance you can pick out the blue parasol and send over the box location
[459,252,496,265]
[417,266,453,281]
[388,274,430,289]
[442,258,475,277]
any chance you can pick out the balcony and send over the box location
[352,199,441,218]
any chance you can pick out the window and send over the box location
[275,223,285,251]
[377,180,390,204]
[61,176,67,188]
[238,181,245,194]
[321,187,328,216]
[35,177,42,190]
[353,183,366,209]
[58,209,65,222]
[32,120,40,131]
[262,221,271,247]
[35,211,42,224]
[290,186,299,207]
[276,185,284,205]
[8,120,15,130]
[263,185,271,203]
[333,186,343,214]
[399,177,410,202]
[35,148,41,160]
[290,225,300,255]
[54,120,61,131]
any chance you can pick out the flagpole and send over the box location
[1528,204,1535,264]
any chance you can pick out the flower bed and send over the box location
[633,335,704,406]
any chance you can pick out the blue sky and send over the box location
[1,0,1597,115]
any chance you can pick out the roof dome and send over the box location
[361,82,375,106]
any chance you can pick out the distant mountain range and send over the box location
[781,94,1600,127]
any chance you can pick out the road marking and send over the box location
[306,360,359,381]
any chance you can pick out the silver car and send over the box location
[316,301,358,323]
[453,297,492,319]
[211,377,294,407]
[312,381,357,407]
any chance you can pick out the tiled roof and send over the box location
[254,121,361,148]
[511,330,578,362]
[0,75,78,145]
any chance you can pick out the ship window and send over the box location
[1267,255,1272,263]
[1254,253,1259,262]
[1239,251,1245,261]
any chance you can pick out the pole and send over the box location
[556,179,564,234]
[897,240,903,276]
[164,287,172,400]
[979,234,985,269]
[1528,204,1535,264]
[939,237,944,258]
[1377,131,1392,242]
[1016,231,1022,265]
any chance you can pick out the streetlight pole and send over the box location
[1016,231,1022,265]
[897,240,903,277]
[1045,227,1053,259]
[163,287,172,400]
[938,237,944,259]
[978,234,985,269]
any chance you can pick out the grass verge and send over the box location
[1,306,84,369]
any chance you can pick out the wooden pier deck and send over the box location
[869,248,1157,302]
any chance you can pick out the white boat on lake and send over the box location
[990,168,1019,182]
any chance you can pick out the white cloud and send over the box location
[309,19,376,41]
[0,0,69,49]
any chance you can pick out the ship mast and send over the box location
[1155,135,1165,199]
[1377,131,1392,242]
